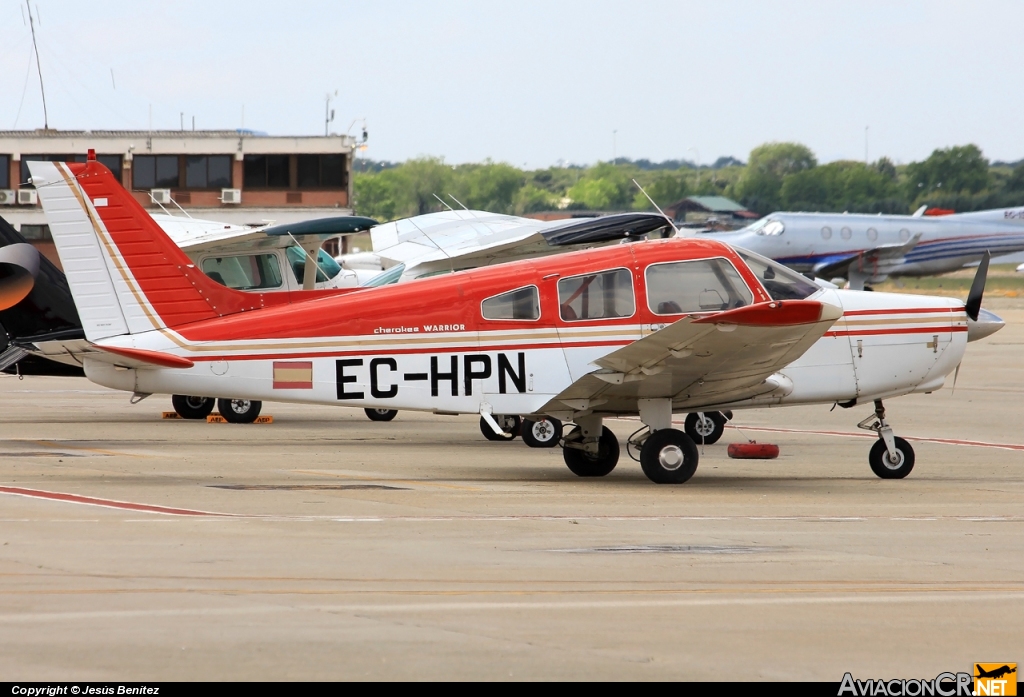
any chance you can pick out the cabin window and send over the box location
[821,226,832,240]
[201,253,283,290]
[900,228,911,242]
[867,227,878,241]
[735,248,819,301]
[482,286,540,321]
[558,268,634,321]
[646,258,753,314]
[840,226,852,240]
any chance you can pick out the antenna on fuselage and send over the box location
[405,216,455,277]
[632,179,681,238]
[432,193,454,211]
[447,194,470,211]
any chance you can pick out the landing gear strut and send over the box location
[630,399,700,484]
[859,399,915,479]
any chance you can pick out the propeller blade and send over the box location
[951,361,961,395]
[964,250,991,322]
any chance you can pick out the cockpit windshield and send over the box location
[743,218,785,236]
[735,247,820,300]
[286,246,342,284]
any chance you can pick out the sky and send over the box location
[1,0,1023,168]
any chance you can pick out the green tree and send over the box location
[736,142,817,213]
[632,172,689,210]
[453,161,524,213]
[565,162,634,210]
[400,157,455,216]
[904,145,990,202]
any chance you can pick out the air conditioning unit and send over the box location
[150,189,172,205]
[17,189,38,205]
[0,190,15,205]
[220,188,242,204]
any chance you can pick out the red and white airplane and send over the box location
[27,154,1002,483]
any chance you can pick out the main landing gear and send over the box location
[858,399,915,479]
[683,411,729,445]
[364,408,398,422]
[171,394,215,420]
[561,417,619,476]
[480,414,522,441]
[217,398,263,424]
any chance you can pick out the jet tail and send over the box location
[28,157,260,342]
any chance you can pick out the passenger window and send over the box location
[201,254,283,290]
[841,226,852,240]
[646,258,753,314]
[558,268,634,321]
[821,226,832,240]
[867,227,878,241]
[482,286,540,320]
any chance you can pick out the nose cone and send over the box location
[967,307,1005,342]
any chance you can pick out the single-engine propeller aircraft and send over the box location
[706,206,1024,289]
[27,155,1003,483]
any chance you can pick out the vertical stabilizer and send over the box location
[29,159,256,342]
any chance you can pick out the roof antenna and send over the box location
[432,193,454,211]
[405,215,455,276]
[632,179,680,237]
[25,0,49,130]
[447,194,470,211]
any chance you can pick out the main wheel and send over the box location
[365,408,398,422]
[640,428,699,484]
[216,398,262,424]
[684,412,726,445]
[562,426,619,477]
[480,414,521,441]
[868,437,915,479]
[171,394,215,420]
[522,416,563,448]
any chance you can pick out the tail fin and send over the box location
[28,157,257,342]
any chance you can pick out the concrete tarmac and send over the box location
[1,304,1023,680]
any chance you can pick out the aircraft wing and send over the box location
[539,300,842,416]
[812,233,922,281]
[360,211,672,278]
[162,215,378,254]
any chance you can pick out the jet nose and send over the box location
[967,307,1005,342]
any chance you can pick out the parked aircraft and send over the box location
[24,155,1003,483]
[705,206,1024,289]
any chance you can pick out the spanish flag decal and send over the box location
[273,361,313,389]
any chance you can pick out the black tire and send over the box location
[364,408,398,422]
[640,428,699,484]
[480,414,521,441]
[216,398,262,424]
[171,394,215,420]
[562,426,619,477]
[684,412,726,445]
[522,416,563,448]
[869,436,915,479]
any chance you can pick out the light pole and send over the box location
[325,90,338,136]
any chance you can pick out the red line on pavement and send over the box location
[0,486,236,517]
[718,425,1024,452]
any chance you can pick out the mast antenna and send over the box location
[26,0,49,129]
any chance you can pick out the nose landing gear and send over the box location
[859,399,915,479]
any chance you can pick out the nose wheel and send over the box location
[859,400,915,479]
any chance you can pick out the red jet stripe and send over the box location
[824,326,967,337]
[187,339,632,363]
[842,308,960,317]
[0,486,235,517]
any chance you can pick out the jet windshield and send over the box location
[742,218,785,236]
[735,248,820,300]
